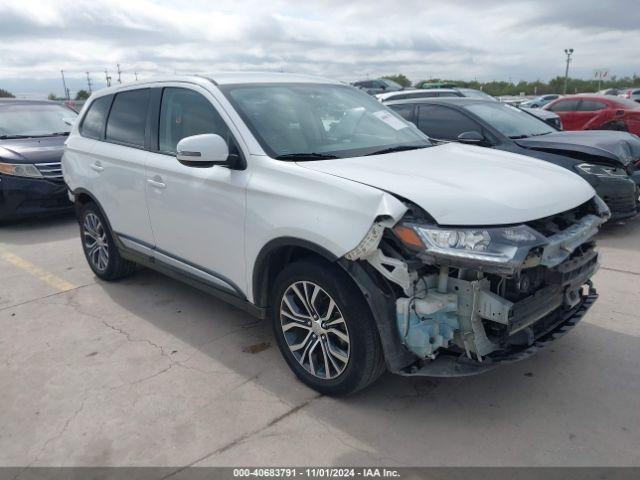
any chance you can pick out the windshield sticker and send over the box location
[372,110,408,130]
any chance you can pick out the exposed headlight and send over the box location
[394,223,544,268]
[576,163,628,178]
[0,161,43,178]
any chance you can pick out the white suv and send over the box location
[63,73,608,395]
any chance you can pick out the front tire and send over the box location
[271,260,385,396]
[78,202,136,281]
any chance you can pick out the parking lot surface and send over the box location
[1,213,639,468]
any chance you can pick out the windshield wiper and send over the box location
[49,131,70,136]
[275,152,339,161]
[364,144,429,156]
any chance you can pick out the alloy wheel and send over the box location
[83,212,109,272]
[279,281,350,379]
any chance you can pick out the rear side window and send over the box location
[105,89,150,147]
[417,105,481,140]
[80,95,112,139]
[548,100,580,112]
[158,88,231,154]
[578,100,606,112]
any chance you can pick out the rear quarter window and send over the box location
[80,95,113,140]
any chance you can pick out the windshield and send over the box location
[0,103,77,138]
[465,102,555,138]
[221,83,430,159]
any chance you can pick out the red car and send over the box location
[545,95,640,135]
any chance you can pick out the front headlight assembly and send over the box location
[393,223,546,273]
[575,163,628,178]
[0,161,43,178]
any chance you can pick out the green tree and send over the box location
[383,74,412,88]
[0,88,15,98]
[47,93,57,100]
[75,89,90,101]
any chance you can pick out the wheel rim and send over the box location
[83,212,109,272]
[279,281,350,380]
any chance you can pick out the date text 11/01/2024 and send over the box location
[233,468,401,478]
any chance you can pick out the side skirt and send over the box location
[118,246,266,320]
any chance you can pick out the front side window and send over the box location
[159,88,231,154]
[548,100,580,112]
[106,89,150,147]
[417,104,481,140]
[0,103,78,139]
[465,102,555,139]
[81,96,111,139]
[222,83,430,159]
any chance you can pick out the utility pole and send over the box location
[116,64,122,84]
[134,71,138,81]
[86,72,93,93]
[60,70,70,100]
[105,69,112,87]
[563,48,574,94]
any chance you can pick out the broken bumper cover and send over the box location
[399,284,598,377]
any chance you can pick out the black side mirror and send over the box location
[457,131,485,145]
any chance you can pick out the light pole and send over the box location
[563,48,574,94]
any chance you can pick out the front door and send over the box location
[145,86,249,297]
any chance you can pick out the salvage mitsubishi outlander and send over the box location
[63,73,609,395]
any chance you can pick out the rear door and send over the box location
[75,89,155,245]
[144,84,249,296]
[572,99,608,130]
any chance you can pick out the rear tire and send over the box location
[271,259,385,396]
[78,202,136,281]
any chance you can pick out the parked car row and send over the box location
[1,73,637,396]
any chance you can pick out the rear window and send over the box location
[105,89,150,147]
[80,96,112,139]
[613,98,640,109]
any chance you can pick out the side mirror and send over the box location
[176,134,229,167]
[457,131,485,145]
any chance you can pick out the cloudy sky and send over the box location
[1,0,638,98]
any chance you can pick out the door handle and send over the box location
[147,178,166,189]
[91,162,104,172]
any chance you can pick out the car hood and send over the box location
[298,143,595,226]
[0,136,66,164]
[515,131,640,167]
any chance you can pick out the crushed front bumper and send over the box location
[399,283,598,377]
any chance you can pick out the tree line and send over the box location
[383,74,640,96]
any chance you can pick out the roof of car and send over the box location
[89,72,342,98]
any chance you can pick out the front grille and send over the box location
[35,162,63,179]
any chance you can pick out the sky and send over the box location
[1,0,638,99]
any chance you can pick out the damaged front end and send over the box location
[344,196,610,377]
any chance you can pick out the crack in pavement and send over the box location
[160,394,322,479]
[12,391,89,480]
[600,266,640,277]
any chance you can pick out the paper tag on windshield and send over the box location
[372,110,408,130]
